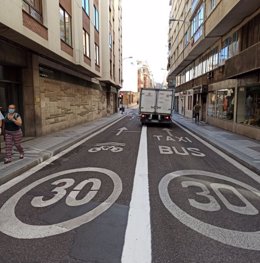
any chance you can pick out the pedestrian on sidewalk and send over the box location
[193,101,201,124]
[120,104,125,114]
[3,104,24,164]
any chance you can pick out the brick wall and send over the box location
[39,78,107,135]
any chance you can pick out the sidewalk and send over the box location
[173,113,260,175]
[1,111,259,185]
[0,113,125,184]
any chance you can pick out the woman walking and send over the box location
[4,104,24,164]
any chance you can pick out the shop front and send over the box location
[207,79,260,140]
[237,85,260,127]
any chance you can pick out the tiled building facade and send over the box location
[0,0,122,136]
[168,0,260,140]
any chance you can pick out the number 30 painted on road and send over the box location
[0,168,122,239]
[31,178,101,207]
[159,170,260,251]
[181,181,258,215]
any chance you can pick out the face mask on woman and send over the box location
[8,109,15,114]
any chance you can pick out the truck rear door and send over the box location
[156,90,173,114]
[140,89,157,113]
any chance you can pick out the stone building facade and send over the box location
[138,63,155,92]
[168,0,260,140]
[0,0,122,136]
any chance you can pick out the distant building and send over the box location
[137,62,155,92]
[168,0,260,140]
[0,0,122,136]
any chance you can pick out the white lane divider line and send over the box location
[121,126,152,263]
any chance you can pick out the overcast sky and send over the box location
[122,0,170,84]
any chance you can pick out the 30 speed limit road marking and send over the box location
[159,170,260,251]
[0,168,122,239]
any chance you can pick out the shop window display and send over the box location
[207,89,235,120]
[207,92,216,117]
[237,87,260,127]
[216,89,234,120]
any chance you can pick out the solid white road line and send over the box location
[174,121,260,183]
[121,126,152,263]
[0,117,124,195]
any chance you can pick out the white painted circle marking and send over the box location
[0,168,122,239]
[159,170,260,250]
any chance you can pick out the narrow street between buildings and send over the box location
[0,109,259,263]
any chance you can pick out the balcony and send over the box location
[168,0,260,78]
[225,42,260,78]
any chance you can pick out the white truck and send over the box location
[139,88,174,125]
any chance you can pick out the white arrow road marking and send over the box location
[116,127,128,136]
[163,128,173,137]
[121,126,151,263]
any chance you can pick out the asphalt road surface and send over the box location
[0,109,259,263]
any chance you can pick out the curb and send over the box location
[174,120,260,175]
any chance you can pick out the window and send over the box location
[83,30,90,57]
[22,0,42,23]
[184,30,189,47]
[95,44,100,65]
[109,33,113,49]
[210,0,216,10]
[237,87,260,126]
[206,53,213,72]
[94,6,99,31]
[202,58,207,74]
[216,88,235,120]
[230,31,239,57]
[188,96,192,110]
[208,92,217,117]
[212,48,219,69]
[191,4,204,42]
[110,59,112,77]
[220,37,231,64]
[191,0,199,12]
[208,89,235,120]
[60,7,72,46]
[82,0,89,15]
